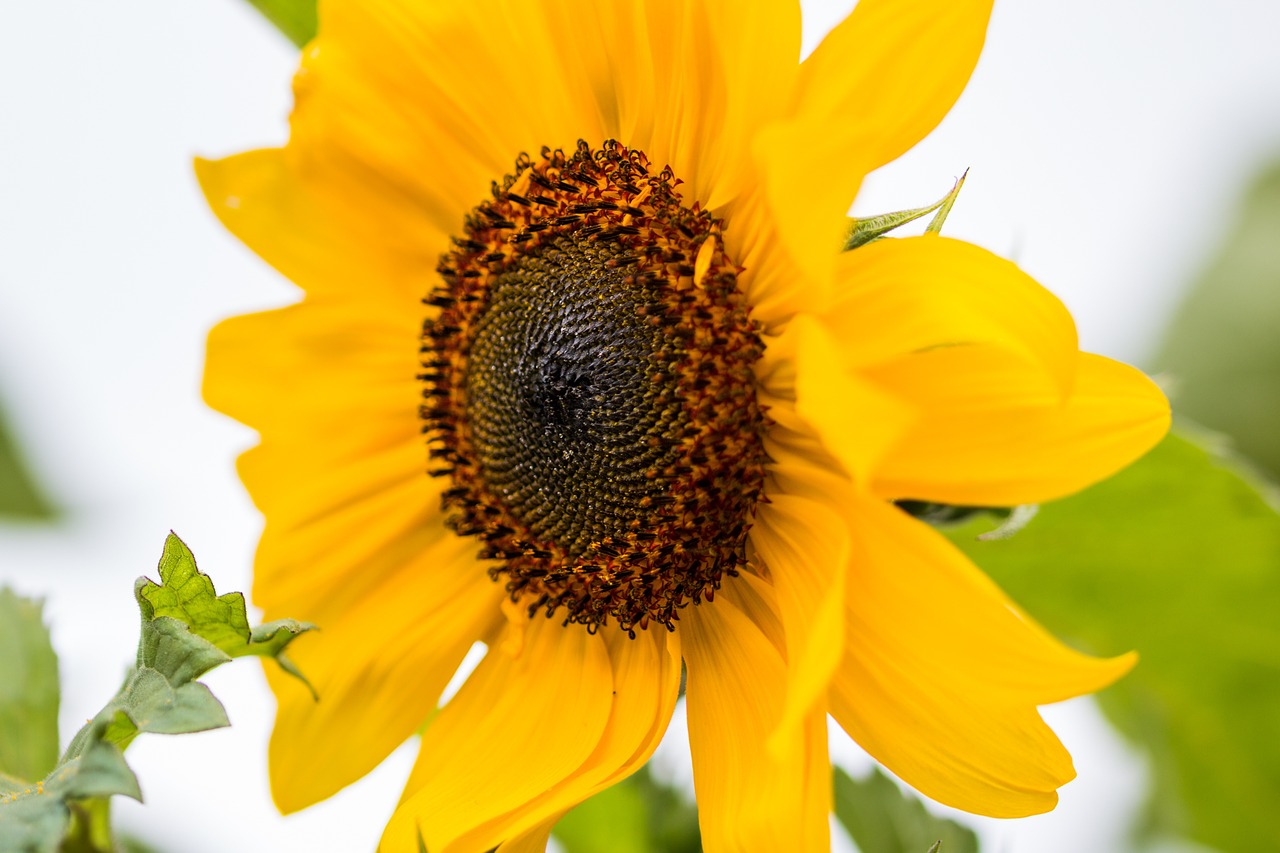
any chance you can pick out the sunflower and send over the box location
[198,1,1170,850]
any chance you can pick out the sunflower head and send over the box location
[421,140,767,636]
[199,1,1172,849]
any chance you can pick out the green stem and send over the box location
[61,798,114,853]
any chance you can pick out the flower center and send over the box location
[420,141,767,635]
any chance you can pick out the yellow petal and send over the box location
[195,150,443,303]
[294,1,603,221]
[266,531,504,813]
[683,578,831,853]
[492,820,559,853]
[465,627,681,848]
[766,314,916,487]
[757,391,858,515]
[867,349,1171,505]
[204,298,419,438]
[545,0,802,212]
[750,494,848,757]
[826,236,1079,393]
[300,0,799,222]
[203,299,439,618]
[249,466,446,620]
[381,620,680,852]
[751,0,992,312]
[831,496,1136,817]
[725,184,828,333]
[792,0,993,175]
[748,123,847,308]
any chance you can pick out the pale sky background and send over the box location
[2,1,1279,851]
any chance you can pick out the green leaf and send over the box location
[242,0,317,48]
[833,767,978,853]
[943,429,1280,853]
[0,589,60,783]
[555,766,701,853]
[99,669,229,752]
[136,533,315,692]
[1152,158,1280,479]
[0,403,54,520]
[135,616,233,688]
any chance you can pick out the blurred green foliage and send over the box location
[947,430,1280,853]
[834,767,978,853]
[0,590,61,784]
[1154,159,1280,479]
[243,0,316,47]
[556,766,701,853]
[0,404,54,520]
[555,755,982,853]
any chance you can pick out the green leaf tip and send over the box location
[844,170,969,251]
[243,0,318,48]
[136,532,316,694]
[924,168,968,235]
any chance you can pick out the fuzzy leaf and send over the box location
[0,590,60,784]
[833,767,978,853]
[0,725,140,853]
[100,668,229,752]
[944,429,1280,853]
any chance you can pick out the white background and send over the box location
[2,1,1278,851]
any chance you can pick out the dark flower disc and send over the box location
[420,140,767,635]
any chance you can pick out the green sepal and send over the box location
[844,171,968,250]
[924,169,968,235]
[833,767,978,853]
